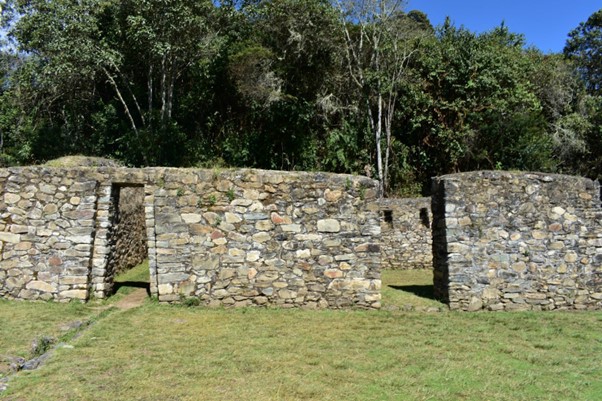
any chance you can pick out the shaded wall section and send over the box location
[380,198,432,269]
[109,185,147,275]
[432,171,602,311]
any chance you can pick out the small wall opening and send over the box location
[419,207,430,228]
[106,184,149,296]
[383,210,393,227]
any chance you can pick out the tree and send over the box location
[399,22,554,183]
[564,9,602,95]
[2,0,223,165]
[334,0,427,196]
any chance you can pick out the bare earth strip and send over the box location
[112,288,148,310]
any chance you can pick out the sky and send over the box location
[406,0,601,53]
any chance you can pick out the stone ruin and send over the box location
[432,171,602,311]
[1,166,601,311]
[0,167,381,309]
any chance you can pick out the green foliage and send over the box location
[358,185,366,200]
[225,188,236,202]
[29,335,56,358]
[180,296,201,307]
[0,1,599,190]
[564,9,602,95]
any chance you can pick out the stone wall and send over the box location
[380,198,432,269]
[151,169,381,309]
[109,186,147,275]
[0,168,99,301]
[432,171,602,311]
[0,167,381,309]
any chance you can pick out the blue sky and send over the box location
[407,1,601,53]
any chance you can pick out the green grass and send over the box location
[114,260,150,284]
[0,300,93,359]
[1,269,602,400]
[381,269,444,310]
[0,261,150,359]
[105,260,151,300]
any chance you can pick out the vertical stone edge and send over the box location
[145,183,158,298]
[431,177,450,307]
[89,183,113,299]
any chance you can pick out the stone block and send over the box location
[0,232,20,243]
[59,289,87,300]
[317,219,341,233]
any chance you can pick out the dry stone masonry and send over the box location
[380,198,432,269]
[4,165,601,312]
[432,171,602,311]
[109,186,147,275]
[0,167,381,309]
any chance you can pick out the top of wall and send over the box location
[433,170,600,208]
[378,197,430,209]
[0,167,378,193]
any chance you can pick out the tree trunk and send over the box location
[148,64,153,129]
[376,94,384,197]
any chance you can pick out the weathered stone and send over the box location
[295,249,311,259]
[532,230,548,240]
[0,166,382,310]
[564,252,578,263]
[317,219,340,233]
[324,189,343,202]
[181,213,203,224]
[26,281,55,293]
[433,170,602,312]
[42,204,59,215]
[4,193,21,204]
[255,220,274,231]
[0,232,20,243]
[225,212,242,224]
[203,212,219,225]
[59,290,87,300]
[281,224,301,233]
[324,269,343,279]
[252,232,271,243]
[270,212,291,225]
[246,251,261,262]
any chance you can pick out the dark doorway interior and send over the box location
[107,184,150,296]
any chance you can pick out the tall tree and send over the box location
[564,9,602,95]
[334,0,426,195]
[399,22,553,184]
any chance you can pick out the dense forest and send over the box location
[0,0,600,196]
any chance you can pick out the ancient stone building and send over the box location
[432,171,602,311]
[0,167,381,309]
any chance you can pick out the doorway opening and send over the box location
[106,184,150,297]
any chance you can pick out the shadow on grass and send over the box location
[388,285,436,301]
[113,281,151,297]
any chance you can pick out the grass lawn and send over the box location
[1,269,602,401]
